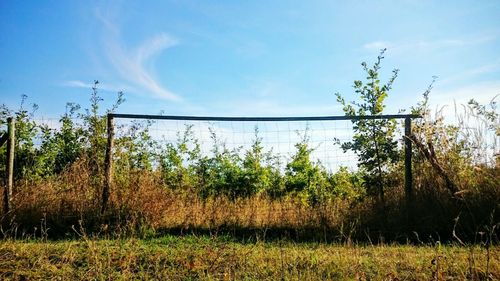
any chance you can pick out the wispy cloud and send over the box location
[62,80,92,88]
[363,33,498,53]
[209,99,342,116]
[61,80,135,93]
[363,41,392,50]
[438,61,500,86]
[364,39,466,52]
[95,10,181,101]
[430,80,500,118]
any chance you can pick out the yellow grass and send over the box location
[0,236,498,280]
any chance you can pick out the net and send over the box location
[114,117,379,172]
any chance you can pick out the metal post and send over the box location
[102,114,114,214]
[3,117,15,215]
[404,117,413,227]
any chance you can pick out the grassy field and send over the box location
[1,77,499,280]
[0,235,498,280]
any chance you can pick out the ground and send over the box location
[0,235,498,280]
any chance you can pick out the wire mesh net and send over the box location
[15,116,416,172]
[20,113,498,171]
[113,117,408,172]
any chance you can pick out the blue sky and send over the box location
[1,0,499,118]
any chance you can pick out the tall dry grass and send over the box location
[3,156,496,243]
[5,161,357,241]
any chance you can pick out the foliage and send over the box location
[328,167,365,201]
[193,127,242,198]
[284,132,330,205]
[239,127,275,196]
[335,49,400,202]
[404,78,499,240]
[0,81,124,182]
[0,95,44,180]
[467,96,499,164]
[1,86,368,205]
[410,80,499,193]
[468,96,499,135]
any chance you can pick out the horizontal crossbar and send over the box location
[109,113,421,122]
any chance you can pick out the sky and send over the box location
[1,0,500,119]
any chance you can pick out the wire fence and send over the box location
[115,118,361,171]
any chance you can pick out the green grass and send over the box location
[0,235,498,280]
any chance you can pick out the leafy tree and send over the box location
[335,49,399,204]
[284,132,330,205]
[0,81,124,182]
[0,95,44,180]
[328,167,365,201]
[157,124,201,189]
[35,103,86,176]
[240,127,273,196]
[197,127,245,199]
[80,80,124,178]
[52,103,86,173]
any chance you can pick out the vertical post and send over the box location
[3,117,15,215]
[404,117,413,227]
[102,114,114,214]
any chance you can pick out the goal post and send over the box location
[102,113,420,220]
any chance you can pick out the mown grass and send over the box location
[0,235,498,280]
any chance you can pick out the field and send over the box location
[1,56,499,280]
[1,235,498,280]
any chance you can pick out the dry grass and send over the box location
[1,161,356,240]
[1,160,497,244]
[0,236,498,280]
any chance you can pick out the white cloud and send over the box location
[62,80,90,88]
[429,81,499,164]
[363,41,392,50]
[432,80,500,106]
[209,99,343,117]
[429,80,500,121]
[364,39,465,53]
[61,80,134,93]
[363,33,497,53]
[438,61,500,86]
[95,10,181,101]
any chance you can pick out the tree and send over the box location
[284,131,330,205]
[335,49,399,204]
